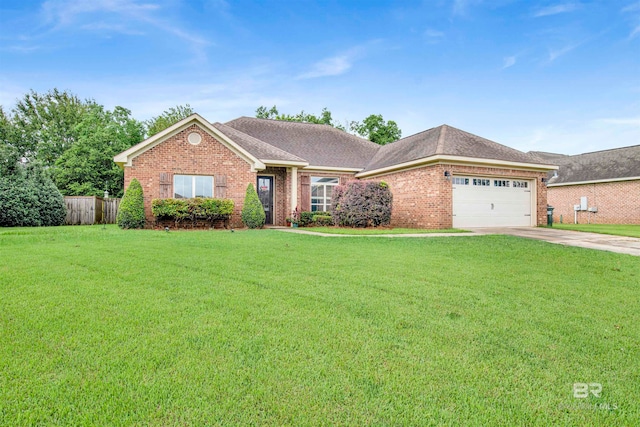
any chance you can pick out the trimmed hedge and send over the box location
[151,198,234,221]
[312,214,333,226]
[116,178,146,229]
[332,180,392,227]
[241,183,265,229]
[299,211,331,227]
[0,164,66,227]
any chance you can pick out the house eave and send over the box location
[302,165,363,173]
[262,159,309,168]
[356,155,558,178]
[547,176,640,187]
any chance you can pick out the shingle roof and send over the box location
[225,117,379,169]
[362,125,547,172]
[531,145,640,184]
[212,122,306,163]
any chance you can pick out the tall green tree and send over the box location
[350,114,401,145]
[255,106,401,144]
[256,106,345,130]
[53,105,144,197]
[0,106,21,176]
[11,89,90,165]
[145,104,194,137]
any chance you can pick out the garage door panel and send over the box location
[453,176,532,228]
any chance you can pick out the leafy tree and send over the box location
[145,104,194,137]
[350,114,401,145]
[53,105,144,197]
[117,178,146,229]
[0,162,66,227]
[241,183,265,229]
[255,106,401,144]
[0,106,21,176]
[10,89,90,165]
[256,106,345,130]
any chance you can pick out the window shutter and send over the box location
[159,173,172,198]
[215,175,227,198]
[300,175,310,211]
[340,176,348,186]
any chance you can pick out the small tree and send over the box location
[117,178,146,229]
[332,180,392,227]
[241,183,265,229]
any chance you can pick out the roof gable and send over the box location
[362,125,552,173]
[113,114,265,170]
[535,145,640,185]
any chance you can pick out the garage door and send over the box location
[453,176,533,227]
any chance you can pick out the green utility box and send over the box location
[547,205,554,226]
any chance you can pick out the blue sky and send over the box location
[0,0,638,154]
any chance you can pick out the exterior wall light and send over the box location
[444,171,451,181]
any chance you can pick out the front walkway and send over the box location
[275,226,640,256]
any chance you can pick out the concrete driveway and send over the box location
[470,227,640,257]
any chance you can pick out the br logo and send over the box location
[573,383,602,398]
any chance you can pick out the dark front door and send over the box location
[257,176,274,225]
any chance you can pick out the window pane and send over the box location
[194,176,213,198]
[174,175,191,198]
[311,177,339,184]
[311,185,324,198]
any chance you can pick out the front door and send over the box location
[257,176,274,225]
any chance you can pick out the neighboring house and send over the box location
[114,114,556,229]
[533,145,640,225]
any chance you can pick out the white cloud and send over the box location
[597,117,640,126]
[547,42,581,62]
[424,29,445,44]
[502,55,517,69]
[533,3,579,18]
[452,0,483,17]
[38,0,210,59]
[297,55,352,80]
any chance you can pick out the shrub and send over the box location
[332,180,392,227]
[298,211,331,227]
[312,214,333,226]
[0,164,66,227]
[241,183,265,229]
[151,198,234,221]
[117,178,146,229]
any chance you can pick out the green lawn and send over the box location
[550,223,640,238]
[1,226,638,426]
[300,226,467,235]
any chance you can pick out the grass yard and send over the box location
[0,226,638,426]
[299,226,467,235]
[550,223,640,238]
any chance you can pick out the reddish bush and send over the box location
[331,180,392,227]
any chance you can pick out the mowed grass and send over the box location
[550,223,640,238]
[0,226,638,426]
[300,226,467,235]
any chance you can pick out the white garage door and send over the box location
[453,176,533,227]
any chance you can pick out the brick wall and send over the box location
[124,124,256,228]
[548,180,640,224]
[374,164,548,228]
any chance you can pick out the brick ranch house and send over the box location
[533,145,640,225]
[114,114,557,229]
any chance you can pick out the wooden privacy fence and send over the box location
[64,196,121,225]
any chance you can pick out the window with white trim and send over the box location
[311,177,339,212]
[174,175,213,198]
[473,178,491,186]
[452,177,469,185]
[494,179,510,187]
[512,180,528,188]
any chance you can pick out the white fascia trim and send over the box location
[113,113,265,171]
[356,155,558,178]
[547,176,640,187]
[262,159,309,168]
[303,165,362,173]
